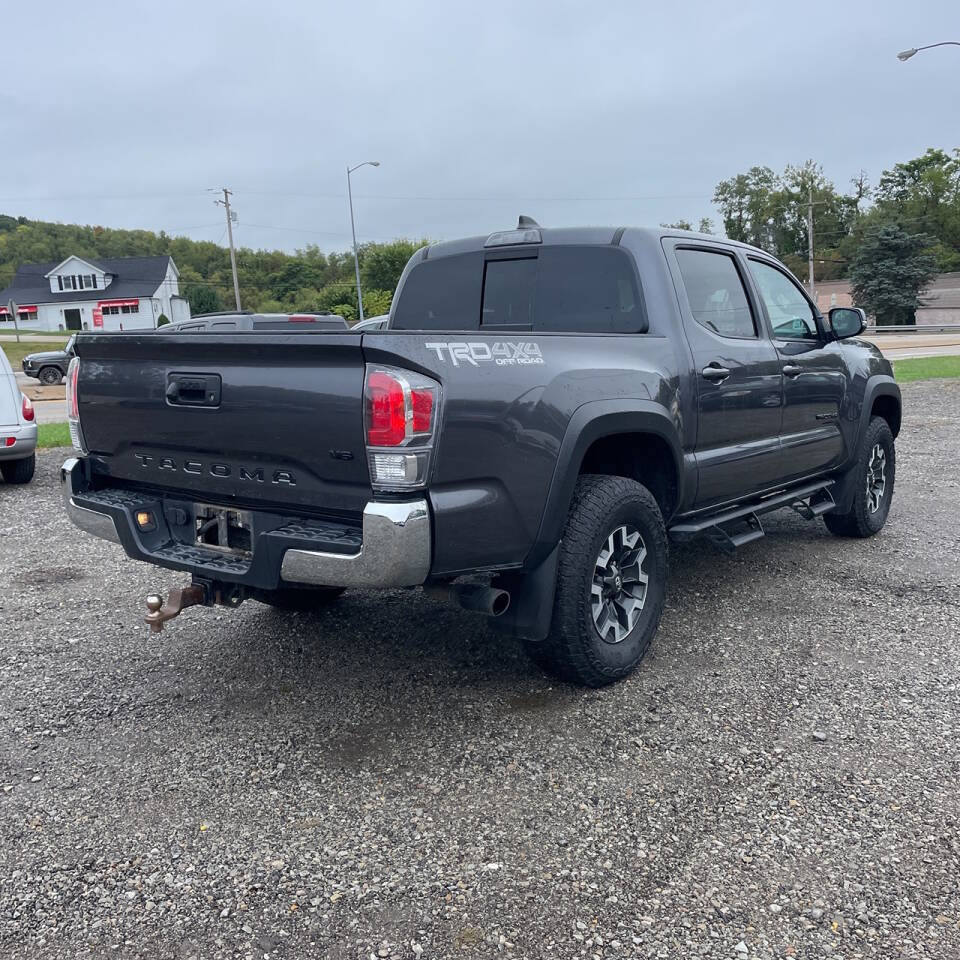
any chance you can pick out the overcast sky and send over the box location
[3,0,957,255]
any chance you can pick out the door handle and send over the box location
[701,364,731,382]
[782,364,803,379]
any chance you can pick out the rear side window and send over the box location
[674,248,756,338]
[392,253,482,330]
[393,245,645,333]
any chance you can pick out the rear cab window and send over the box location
[392,245,646,333]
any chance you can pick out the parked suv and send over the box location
[60,222,900,685]
[21,335,76,385]
[1,346,38,483]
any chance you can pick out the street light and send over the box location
[897,41,960,61]
[347,160,380,322]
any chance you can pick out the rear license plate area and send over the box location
[195,504,253,556]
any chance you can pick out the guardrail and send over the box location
[865,324,960,334]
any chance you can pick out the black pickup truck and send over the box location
[62,221,901,686]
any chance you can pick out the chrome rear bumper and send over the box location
[61,457,431,589]
[281,500,431,588]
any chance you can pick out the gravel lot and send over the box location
[1,380,959,960]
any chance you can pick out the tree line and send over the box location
[1,145,956,325]
[0,214,422,323]
[706,147,959,324]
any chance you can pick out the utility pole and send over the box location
[7,299,20,343]
[214,188,242,311]
[807,187,816,306]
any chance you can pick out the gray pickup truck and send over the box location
[61,221,900,685]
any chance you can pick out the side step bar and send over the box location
[669,480,835,552]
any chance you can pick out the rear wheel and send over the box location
[0,454,36,484]
[527,474,667,687]
[824,416,895,538]
[38,366,63,385]
[255,585,346,611]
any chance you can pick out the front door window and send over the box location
[748,260,819,341]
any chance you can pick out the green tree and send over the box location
[156,313,170,326]
[713,166,778,247]
[713,161,857,280]
[330,302,357,323]
[360,239,422,291]
[361,288,393,317]
[184,282,223,315]
[849,224,937,326]
[869,148,960,271]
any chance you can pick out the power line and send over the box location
[1,188,711,204]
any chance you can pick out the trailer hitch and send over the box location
[145,584,207,634]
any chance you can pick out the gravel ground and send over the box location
[1,380,959,960]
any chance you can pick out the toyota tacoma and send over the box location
[61,221,901,686]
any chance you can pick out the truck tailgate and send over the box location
[75,333,371,516]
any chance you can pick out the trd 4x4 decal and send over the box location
[424,341,544,367]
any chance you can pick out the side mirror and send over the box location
[828,306,866,340]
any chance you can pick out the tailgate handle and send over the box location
[166,373,221,407]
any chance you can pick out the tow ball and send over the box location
[144,581,244,633]
[145,585,207,634]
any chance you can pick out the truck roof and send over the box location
[423,224,761,260]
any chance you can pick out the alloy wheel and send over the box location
[590,524,649,644]
[866,443,887,514]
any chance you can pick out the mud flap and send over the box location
[490,545,560,642]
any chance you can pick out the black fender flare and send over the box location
[859,374,901,439]
[525,399,684,569]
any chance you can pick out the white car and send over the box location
[352,314,390,331]
[0,347,37,483]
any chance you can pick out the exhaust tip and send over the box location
[489,589,510,617]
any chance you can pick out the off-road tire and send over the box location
[0,454,36,484]
[256,586,346,610]
[39,366,63,385]
[823,416,895,538]
[527,474,668,687]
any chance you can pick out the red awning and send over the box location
[98,298,140,308]
[0,305,37,315]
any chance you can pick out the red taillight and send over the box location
[21,394,34,422]
[67,357,80,420]
[411,388,433,433]
[366,370,407,446]
[2,437,15,447]
[363,364,439,490]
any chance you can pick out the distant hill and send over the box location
[0,214,422,321]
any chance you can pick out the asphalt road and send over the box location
[1,380,959,959]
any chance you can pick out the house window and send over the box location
[82,275,94,289]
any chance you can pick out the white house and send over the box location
[0,255,191,333]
